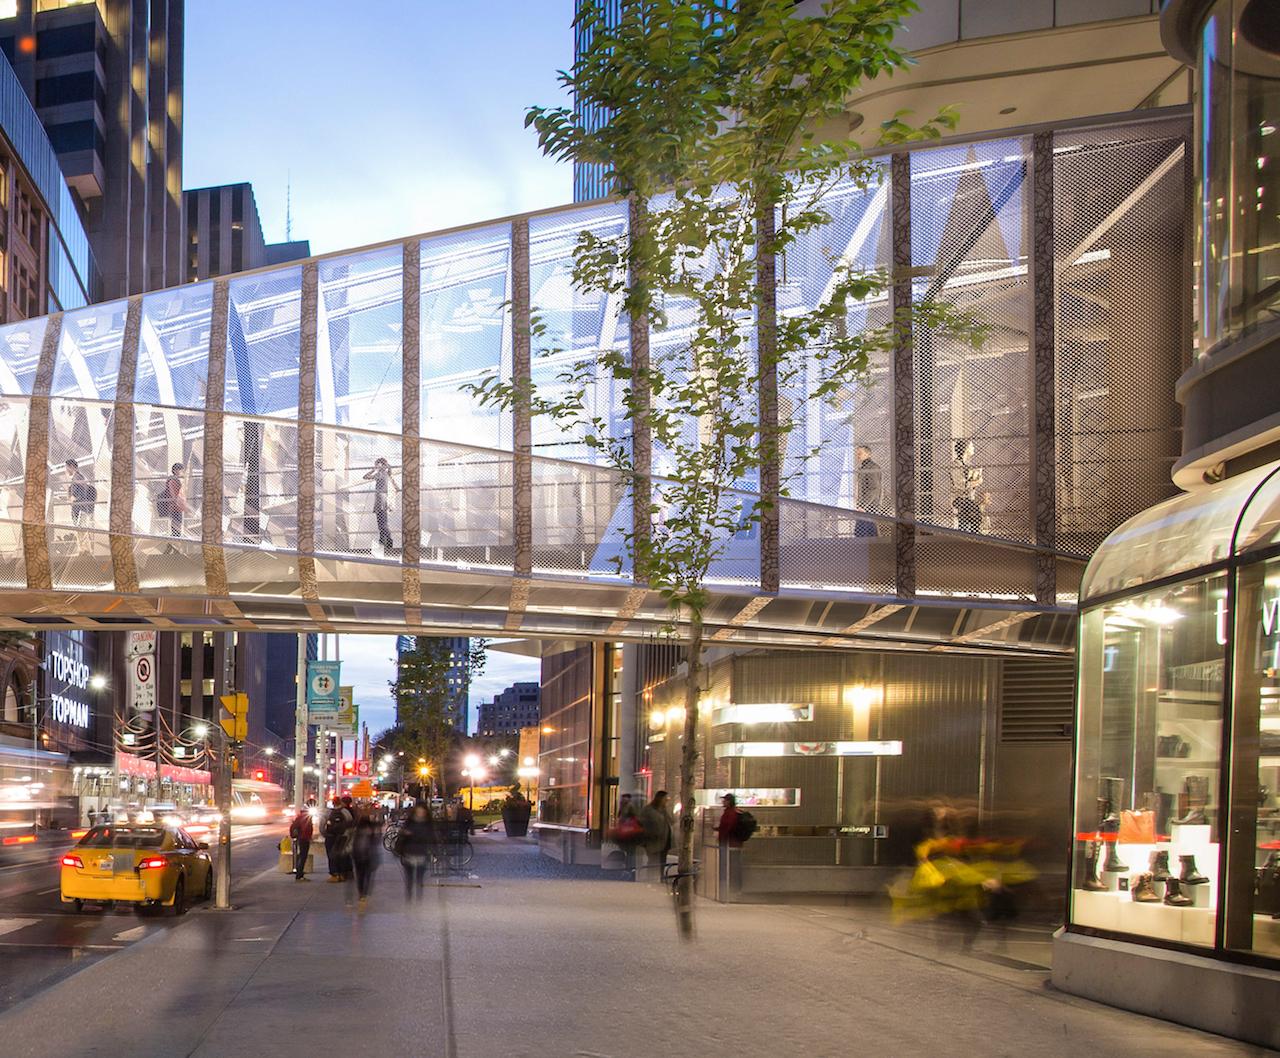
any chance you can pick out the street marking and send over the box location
[0,918,37,937]
[38,887,59,894]
[112,925,148,941]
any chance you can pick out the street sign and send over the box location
[127,630,156,657]
[350,780,373,798]
[219,691,248,741]
[130,652,155,715]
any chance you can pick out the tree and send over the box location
[388,637,486,795]
[474,0,979,937]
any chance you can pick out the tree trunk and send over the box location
[675,612,704,938]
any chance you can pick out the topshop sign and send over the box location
[44,631,95,732]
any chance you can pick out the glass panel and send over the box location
[1227,555,1280,958]
[136,284,214,409]
[420,224,511,449]
[1234,463,1280,556]
[529,205,629,465]
[0,396,27,586]
[133,405,203,542]
[531,455,629,580]
[317,248,402,431]
[51,300,129,401]
[911,138,1031,540]
[222,416,299,553]
[779,162,892,510]
[0,317,47,396]
[46,397,112,590]
[314,425,402,559]
[1071,573,1227,948]
[1081,462,1277,602]
[225,267,302,417]
[778,497,895,595]
[420,440,513,574]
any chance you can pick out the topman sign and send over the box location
[44,630,94,731]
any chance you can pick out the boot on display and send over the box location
[1179,854,1208,885]
[1082,841,1107,891]
[1163,877,1193,907]
[1102,839,1127,874]
[1149,850,1172,881]
[1131,873,1160,903]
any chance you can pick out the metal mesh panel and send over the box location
[136,283,213,408]
[51,301,128,400]
[47,398,113,590]
[0,396,27,586]
[1054,120,1186,557]
[529,204,629,464]
[778,497,895,594]
[134,534,204,595]
[779,163,893,510]
[911,138,1031,541]
[313,424,403,559]
[915,529,1036,601]
[0,318,47,395]
[225,267,302,417]
[222,416,299,553]
[317,247,403,432]
[420,439,513,573]
[531,456,629,578]
[133,405,204,541]
[420,223,511,449]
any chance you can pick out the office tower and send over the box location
[184,182,311,282]
[0,0,184,298]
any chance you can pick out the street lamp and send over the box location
[89,674,107,691]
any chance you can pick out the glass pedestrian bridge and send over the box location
[0,113,1192,657]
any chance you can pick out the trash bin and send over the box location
[278,836,314,874]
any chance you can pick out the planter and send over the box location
[502,803,532,838]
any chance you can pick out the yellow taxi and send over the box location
[59,824,213,914]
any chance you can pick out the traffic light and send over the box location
[219,692,249,741]
[253,769,266,781]
[340,760,355,777]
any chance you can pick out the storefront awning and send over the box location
[1081,460,1280,603]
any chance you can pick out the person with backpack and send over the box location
[288,799,315,881]
[323,796,355,882]
[716,793,757,896]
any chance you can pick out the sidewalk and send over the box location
[0,832,1270,1058]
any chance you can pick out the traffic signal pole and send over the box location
[214,729,233,910]
[294,634,307,805]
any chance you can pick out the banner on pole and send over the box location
[306,660,342,723]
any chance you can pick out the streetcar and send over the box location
[229,778,287,822]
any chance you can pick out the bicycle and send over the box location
[382,821,401,854]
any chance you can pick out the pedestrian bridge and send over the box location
[0,115,1190,657]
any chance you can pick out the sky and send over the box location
[185,2,568,735]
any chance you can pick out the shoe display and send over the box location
[1082,841,1107,891]
[1179,854,1208,885]
[1156,735,1191,758]
[1149,850,1172,881]
[1131,873,1161,903]
[1163,877,1194,907]
[1172,775,1212,825]
[1102,839,1128,874]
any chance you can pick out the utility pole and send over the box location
[214,728,233,909]
[294,633,307,804]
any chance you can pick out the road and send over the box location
[0,823,285,1014]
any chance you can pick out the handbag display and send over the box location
[1118,808,1156,844]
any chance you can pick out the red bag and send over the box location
[610,815,645,846]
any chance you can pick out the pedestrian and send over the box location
[950,439,984,533]
[155,462,190,539]
[639,790,675,880]
[65,459,97,527]
[394,802,434,901]
[362,457,399,555]
[853,444,883,536]
[289,799,315,882]
[87,806,97,828]
[350,816,380,911]
[323,797,354,882]
[716,793,748,895]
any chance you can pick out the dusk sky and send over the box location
[184,2,570,734]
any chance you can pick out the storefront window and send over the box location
[1072,573,1227,947]
[1226,555,1280,957]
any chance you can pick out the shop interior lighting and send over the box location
[713,703,813,725]
[714,740,903,758]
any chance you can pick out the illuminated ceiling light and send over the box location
[712,703,813,725]
[649,709,665,730]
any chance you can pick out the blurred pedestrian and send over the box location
[395,802,434,901]
[639,790,675,880]
[363,457,399,555]
[323,796,355,882]
[289,799,315,881]
[716,793,742,847]
[156,462,190,540]
[351,816,380,911]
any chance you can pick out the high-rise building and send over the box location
[395,636,471,734]
[0,0,184,298]
[184,182,311,282]
[476,682,541,738]
[0,51,94,317]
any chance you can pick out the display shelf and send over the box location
[1155,759,1221,769]
[1072,887,1216,946]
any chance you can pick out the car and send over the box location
[59,824,213,915]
